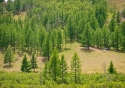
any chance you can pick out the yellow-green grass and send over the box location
[108,0,125,11]
[60,42,125,74]
[0,42,125,74]
[0,51,44,72]
[13,12,26,20]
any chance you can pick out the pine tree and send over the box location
[116,11,121,25]
[114,26,120,50]
[0,3,3,14]
[31,53,38,72]
[57,28,62,50]
[14,0,20,13]
[103,26,110,48]
[63,27,68,50]
[43,62,49,80]
[42,33,52,60]
[81,23,91,49]
[6,0,14,12]
[60,54,68,83]
[121,21,125,36]
[51,29,57,50]
[71,52,81,84]
[108,61,117,74]
[67,14,74,42]
[109,15,116,32]
[21,54,31,72]
[49,49,60,81]
[4,45,14,66]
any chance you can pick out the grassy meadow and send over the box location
[0,42,125,74]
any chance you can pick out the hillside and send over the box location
[0,0,125,87]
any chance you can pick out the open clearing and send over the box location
[0,42,125,74]
[109,0,125,11]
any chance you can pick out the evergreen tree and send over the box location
[109,15,116,32]
[60,54,68,83]
[51,29,57,50]
[116,11,121,25]
[67,14,74,42]
[0,3,3,14]
[4,45,14,66]
[42,33,52,60]
[108,61,117,74]
[103,26,110,49]
[121,21,125,36]
[81,23,91,49]
[43,62,49,80]
[21,54,31,72]
[114,26,120,50]
[71,52,81,83]
[14,0,20,13]
[6,0,14,12]
[63,28,68,50]
[57,28,62,50]
[49,49,60,81]
[31,53,38,72]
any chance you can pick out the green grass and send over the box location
[0,71,125,88]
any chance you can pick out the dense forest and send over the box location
[0,0,125,87]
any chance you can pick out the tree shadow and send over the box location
[41,57,48,63]
[80,47,94,53]
[3,65,13,69]
[58,48,71,53]
[17,51,24,57]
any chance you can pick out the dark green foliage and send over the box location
[109,15,116,32]
[108,61,117,74]
[71,52,81,83]
[31,53,38,71]
[67,15,74,42]
[0,3,3,14]
[42,33,52,60]
[116,11,121,25]
[57,28,63,50]
[120,21,125,36]
[43,62,49,80]
[122,8,125,18]
[6,0,14,12]
[21,54,31,72]
[81,23,91,49]
[14,0,20,13]
[4,45,14,66]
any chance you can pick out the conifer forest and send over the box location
[0,0,125,87]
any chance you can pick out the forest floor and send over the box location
[0,42,125,74]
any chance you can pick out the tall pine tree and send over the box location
[60,54,68,83]
[71,52,81,84]
[21,54,31,72]
[4,45,14,66]
[31,53,38,72]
